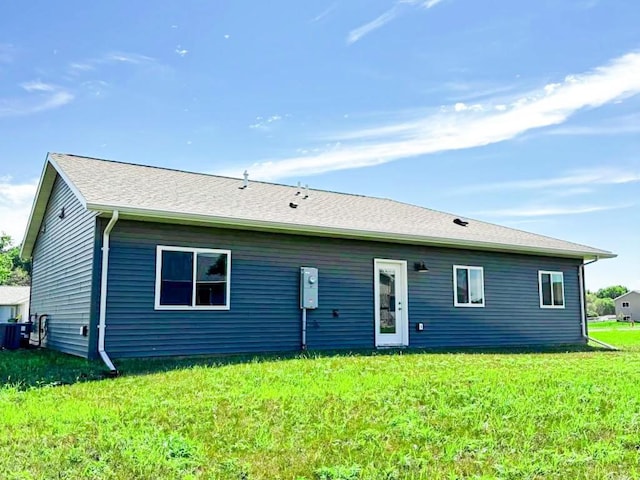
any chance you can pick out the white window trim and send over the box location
[453,265,485,308]
[155,245,231,311]
[538,270,565,309]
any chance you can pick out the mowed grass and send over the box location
[2,342,640,479]
[589,320,637,330]
[591,329,640,350]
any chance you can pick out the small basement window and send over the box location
[453,265,485,307]
[155,246,231,310]
[539,271,564,309]
[622,301,630,308]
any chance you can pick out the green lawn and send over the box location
[2,341,640,479]
[589,320,637,330]
[590,329,640,350]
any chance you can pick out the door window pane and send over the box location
[379,271,396,334]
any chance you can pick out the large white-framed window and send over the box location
[538,271,564,309]
[155,245,231,310]
[453,265,485,307]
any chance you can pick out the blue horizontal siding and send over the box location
[102,220,584,358]
[30,176,96,357]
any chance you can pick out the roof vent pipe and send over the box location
[98,210,119,374]
[239,170,249,189]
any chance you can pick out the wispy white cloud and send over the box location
[249,114,287,130]
[0,82,74,117]
[399,0,445,8]
[105,52,155,64]
[347,7,399,44]
[311,3,337,23]
[81,80,109,97]
[460,167,640,194]
[546,113,640,136]
[68,51,156,74]
[20,81,56,93]
[0,177,38,243]
[475,204,631,218]
[230,51,640,180]
[175,46,188,57]
[453,102,484,112]
[69,62,95,72]
[347,0,445,44]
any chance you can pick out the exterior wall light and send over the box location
[414,261,429,272]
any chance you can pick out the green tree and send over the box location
[0,233,31,286]
[0,253,10,284]
[596,285,629,300]
[586,292,598,318]
[593,297,615,316]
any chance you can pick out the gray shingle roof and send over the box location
[0,286,30,306]
[31,153,614,259]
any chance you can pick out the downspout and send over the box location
[99,211,119,373]
[579,257,617,350]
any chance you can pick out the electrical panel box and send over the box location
[300,267,318,309]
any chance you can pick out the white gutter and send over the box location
[579,257,618,350]
[98,210,119,373]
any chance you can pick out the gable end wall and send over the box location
[30,175,97,357]
[615,292,640,320]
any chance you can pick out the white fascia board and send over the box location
[20,158,55,258]
[47,155,88,208]
[86,203,617,260]
[21,154,89,258]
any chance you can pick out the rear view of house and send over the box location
[21,153,616,370]
[614,291,640,322]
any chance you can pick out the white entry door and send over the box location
[374,259,409,347]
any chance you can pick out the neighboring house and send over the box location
[0,286,30,322]
[614,291,640,322]
[21,153,616,368]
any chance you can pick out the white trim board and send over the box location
[154,245,232,311]
[373,258,409,348]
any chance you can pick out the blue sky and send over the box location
[1,0,639,290]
